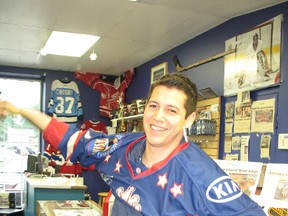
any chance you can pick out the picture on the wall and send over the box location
[224,14,282,96]
[151,62,168,85]
[200,87,218,99]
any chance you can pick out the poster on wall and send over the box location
[224,14,282,96]
[260,163,288,208]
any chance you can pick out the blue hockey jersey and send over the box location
[48,79,83,123]
[43,119,265,216]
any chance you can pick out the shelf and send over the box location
[111,114,143,122]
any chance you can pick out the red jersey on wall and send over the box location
[75,69,134,117]
[80,120,107,134]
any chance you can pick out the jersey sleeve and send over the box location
[74,131,144,167]
[43,118,144,168]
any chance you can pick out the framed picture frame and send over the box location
[197,93,205,101]
[200,87,218,99]
[151,62,168,85]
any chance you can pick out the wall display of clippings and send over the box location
[223,96,275,161]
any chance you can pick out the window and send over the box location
[0,78,41,173]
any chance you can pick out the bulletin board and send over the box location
[220,87,280,163]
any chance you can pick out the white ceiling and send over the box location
[0,0,285,75]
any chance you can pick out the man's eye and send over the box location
[168,109,177,113]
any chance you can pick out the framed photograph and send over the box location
[197,93,205,101]
[151,62,168,85]
[200,87,218,99]
[237,90,251,104]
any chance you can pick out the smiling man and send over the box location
[0,73,265,215]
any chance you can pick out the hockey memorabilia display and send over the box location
[129,101,138,116]
[224,15,282,96]
[136,98,147,114]
[151,62,168,85]
[173,49,235,73]
[121,101,138,117]
[48,79,83,124]
[117,117,126,133]
[188,119,216,136]
[75,69,134,117]
[114,97,126,133]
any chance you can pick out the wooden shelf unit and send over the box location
[189,97,221,159]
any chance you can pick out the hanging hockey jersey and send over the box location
[43,143,82,174]
[43,119,265,216]
[48,79,83,123]
[75,69,134,117]
[80,120,107,134]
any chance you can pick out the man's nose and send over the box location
[153,109,165,121]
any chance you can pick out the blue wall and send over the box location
[126,2,288,163]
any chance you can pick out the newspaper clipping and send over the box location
[234,101,251,133]
[260,163,288,208]
[251,98,275,133]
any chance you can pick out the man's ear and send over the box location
[184,112,196,129]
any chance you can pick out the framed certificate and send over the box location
[151,62,168,85]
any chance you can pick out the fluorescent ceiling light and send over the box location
[40,31,100,57]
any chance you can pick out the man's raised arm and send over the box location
[0,100,52,131]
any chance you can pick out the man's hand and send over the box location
[0,100,52,131]
[0,100,21,117]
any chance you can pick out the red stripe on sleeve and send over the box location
[43,118,69,149]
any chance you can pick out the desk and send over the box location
[0,208,23,215]
[36,200,102,216]
[24,177,87,216]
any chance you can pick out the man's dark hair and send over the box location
[147,73,197,118]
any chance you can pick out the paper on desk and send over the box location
[54,209,101,216]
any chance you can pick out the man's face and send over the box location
[143,85,190,149]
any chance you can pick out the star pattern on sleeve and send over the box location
[114,159,123,173]
[170,182,184,198]
[156,173,168,190]
[104,154,112,163]
[84,130,92,139]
